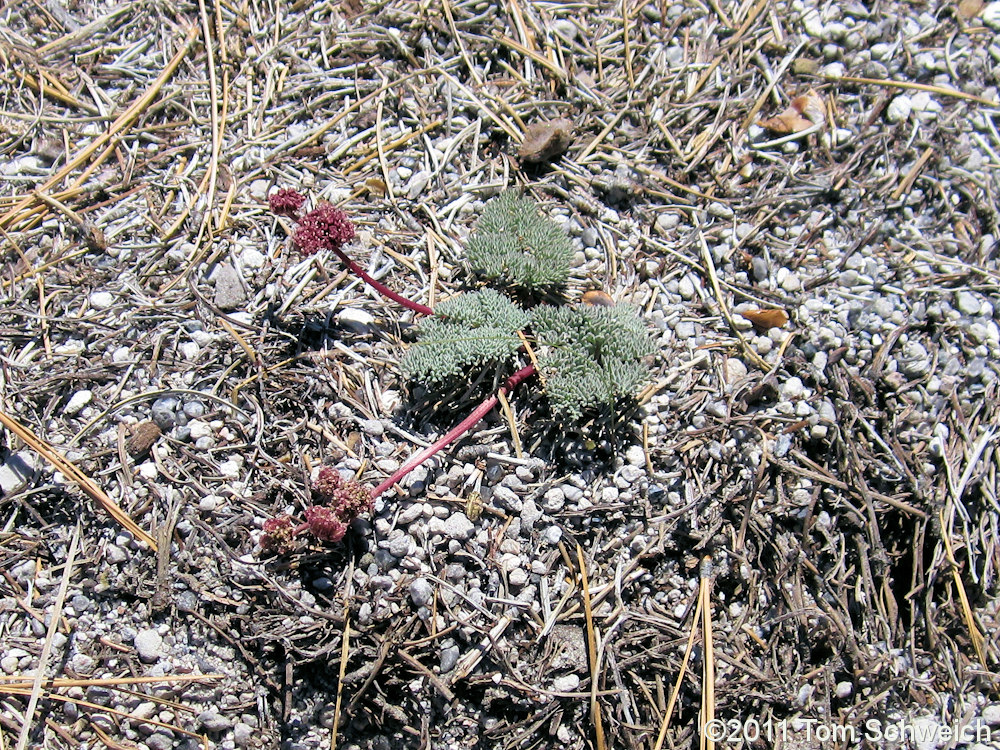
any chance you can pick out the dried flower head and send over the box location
[304,505,348,543]
[268,188,306,218]
[293,204,356,256]
[261,515,295,551]
[313,467,374,521]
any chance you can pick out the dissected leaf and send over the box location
[518,118,574,163]
[759,90,825,134]
[740,308,789,332]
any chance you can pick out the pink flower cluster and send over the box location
[292,203,356,256]
[268,188,306,218]
[261,468,373,552]
[268,188,356,256]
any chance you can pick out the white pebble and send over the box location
[137,461,158,480]
[111,346,132,363]
[64,390,93,416]
[89,291,115,309]
[187,420,213,440]
[886,95,912,123]
[910,91,940,113]
[179,341,200,361]
[249,179,269,200]
[982,1,1000,29]
[133,629,163,663]
[54,339,86,356]
[241,247,266,269]
[781,376,806,400]
[338,308,376,332]
[553,674,581,692]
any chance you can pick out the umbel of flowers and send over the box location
[261,189,652,550]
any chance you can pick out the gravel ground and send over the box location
[2,0,1000,748]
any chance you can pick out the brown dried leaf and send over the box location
[759,90,825,134]
[365,177,387,197]
[740,308,789,332]
[582,289,615,307]
[958,0,984,17]
[127,421,161,458]
[518,118,574,163]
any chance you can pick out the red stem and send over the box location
[371,364,537,498]
[332,247,433,316]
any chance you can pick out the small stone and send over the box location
[509,568,529,587]
[198,495,219,512]
[179,341,200,361]
[176,591,199,612]
[360,419,384,436]
[677,275,695,300]
[89,291,115,309]
[979,704,1000,725]
[105,544,127,564]
[146,733,175,750]
[835,681,853,699]
[655,213,680,233]
[886,95,912,123]
[134,629,163,663]
[982,1,1000,29]
[553,674,581,692]
[440,645,460,673]
[725,358,748,383]
[71,653,96,673]
[397,503,423,525]
[233,722,254,747]
[240,247,266,269]
[212,263,246,310]
[197,710,232,732]
[249,179,269,200]
[183,401,206,418]
[64,390,93,416]
[956,291,982,316]
[409,577,433,607]
[187,420,212,440]
[910,91,939,113]
[388,534,415,557]
[0,451,36,493]
[1,655,18,674]
[625,445,645,466]
[543,526,562,545]
[151,397,179,430]
[675,321,696,339]
[520,499,542,531]
[751,256,768,281]
[707,202,734,219]
[781,376,806,400]
[441,513,475,541]
[406,170,431,200]
[551,18,577,41]
[54,339,86,356]
[780,271,802,293]
[337,308,376,333]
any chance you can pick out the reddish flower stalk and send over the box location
[270,189,432,316]
[371,363,537,498]
[328,245,433,316]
